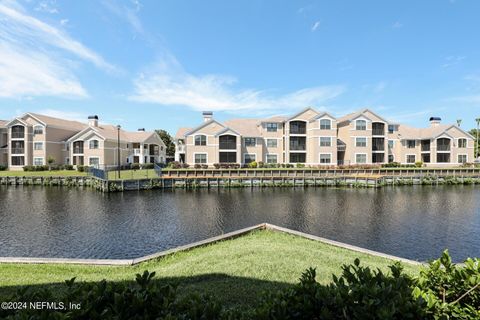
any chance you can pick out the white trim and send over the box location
[355,136,368,147]
[88,156,101,167]
[319,136,332,147]
[243,137,257,147]
[354,153,368,164]
[319,118,332,130]
[33,125,44,135]
[354,118,368,131]
[266,138,278,148]
[33,141,44,151]
[88,139,100,149]
[405,154,416,164]
[193,152,208,164]
[457,153,468,164]
[456,137,468,148]
[193,134,207,146]
[33,157,44,166]
[318,152,333,164]
[265,153,278,163]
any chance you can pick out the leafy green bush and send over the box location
[76,165,86,172]
[0,271,222,319]
[131,163,140,170]
[415,161,424,168]
[64,164,74,170]
[141,163,154,169]
[248,161,258,168]
[295,163,305,168]
[0,164,6,171]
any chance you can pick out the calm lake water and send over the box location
[0,185,479,262]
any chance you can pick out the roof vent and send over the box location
[429,116,441,127]
[138,128,145,131]
[88,115,99,127]
[202,111,213,122]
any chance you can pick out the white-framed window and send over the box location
[355,154,367,164]
[388,154,394,163]
[406,154,416,163]
[388,140,394,148]
[458,154,467,163]
[244,137,256,147]
[355,137,367,147]
[406,140,416,148]
[319,137,332,147]
[244,153,256,164]
[33,125,44,135]
[33,157,44,166]
[89,157,100,167]
[355,119,367,130]
[89,140,99,149]
[194,153,207,164]
[458,138,467,148]
[33,142,43,150]
[319,153,331,164]
[388,124,396,134]
[194,135,207,146]
[266,154,277,163]
[266,139,278,148]
[319,119,331,130]
[266,123,278,132]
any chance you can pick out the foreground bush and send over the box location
[1,251,478,319]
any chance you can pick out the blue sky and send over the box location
[0,0,479,135]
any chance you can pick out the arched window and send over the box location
[33,125,44,135]
[11,125,25,139]
[89,140,99,149]
[219,135,236,149]
[194,135,207,146]
[458,138,467,148]
[437,138,450,151]
[319,119,331,130]
[355,120,367,131]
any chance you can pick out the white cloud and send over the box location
[392,21,403,28]
[442,55,466,68]
[35,109,88,122]
[35,0,58,14]
[130,55,345,114]
[311,21,320,31]
[101,0,144,36]
[0,1,115,98]
[60,18,68,26]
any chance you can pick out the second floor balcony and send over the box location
[372,123,385,136]
[73,147,84,154]
[436,138,450,151]
[11,148,24,154]
[290,137,306,151]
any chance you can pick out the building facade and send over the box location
[0,113,166,170]
[174,108,475,167]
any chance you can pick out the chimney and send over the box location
[88,115,98,127]
[202,111,213,122]
[429,117,441,127]
[138,128,145,131]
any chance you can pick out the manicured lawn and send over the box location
[107,168,157,180]
[0,170,87,177]
[0,230,421,308]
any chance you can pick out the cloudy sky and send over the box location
[0,0,479,134]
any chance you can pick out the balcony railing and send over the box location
[372,145,385,151]
[437,145,450,151]
[73,147,84,154]
[11,148,24,154]
[421,146,430,152]
[372,129,385,135]
[219,142,236,150]
[11,133,24,139]
[290,143,306,151]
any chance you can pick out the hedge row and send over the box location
[23,165,74,171]
[1,250,478,319]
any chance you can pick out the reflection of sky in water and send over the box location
[0,186,478,261]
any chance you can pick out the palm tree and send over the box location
[456,119,462,127]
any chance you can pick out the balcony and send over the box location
[372,123,385,136]
[11,132,24,139]
[11,148,24,154]
[290,143,306,151]
[289,121,307,134]
[421,140,430,152]
[73,147,84,154]
[290,136,306,151]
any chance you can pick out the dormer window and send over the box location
[89,140,99,149]
[319,119,331,130]
[266,123,278,132]
[355,120,367,131]
[33,125,43,135]
[195,135,207,146]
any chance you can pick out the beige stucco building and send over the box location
[174,108,476,167]
[1,113,166,170]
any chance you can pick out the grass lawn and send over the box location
[0,170,87,177]
[0,230,421,308]
[107,168,157,180]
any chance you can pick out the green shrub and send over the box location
[131,163,140,170]
[248,161,258,168]
[295,163,305,168]
[141,163,154,169]
[77,165,85,172]
[0,164,7,171]
[415,161,424,168]
[64,164,74,170]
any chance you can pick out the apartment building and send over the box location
[2,113,166,170]
[174,108,475,167]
